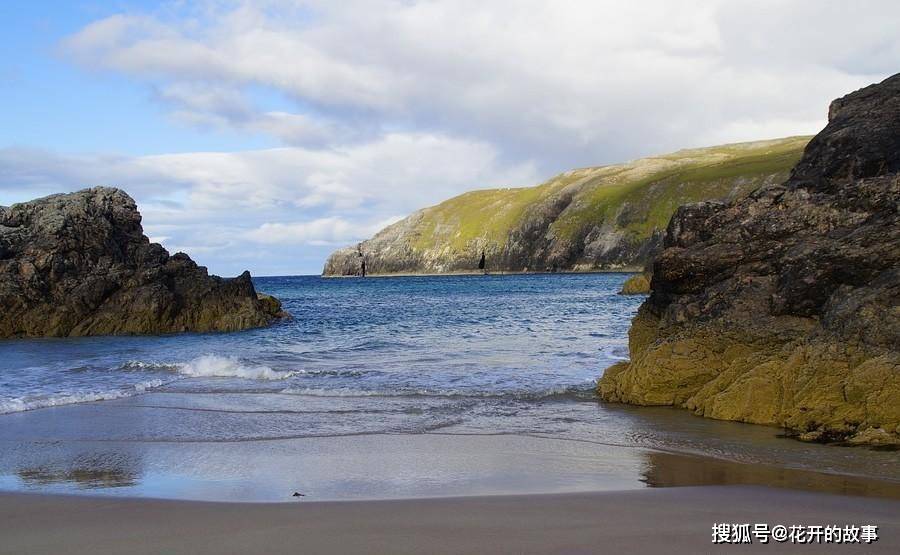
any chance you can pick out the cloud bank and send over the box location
[2,0,899,274]
[0,133,535,275]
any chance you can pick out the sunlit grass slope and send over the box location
[324,136,811,275]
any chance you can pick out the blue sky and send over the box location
[0,2,269,155]
[1,1,898,275]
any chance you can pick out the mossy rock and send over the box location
[619,274,650,295]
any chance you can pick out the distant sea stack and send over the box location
[323,136,809,276]
[0,187,287,338]
[599,74,900,445]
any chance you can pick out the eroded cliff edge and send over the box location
[599,74,900,445]
[0,187,287,338]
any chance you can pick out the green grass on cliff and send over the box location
[406,136,810,255]
[410,171,583,252]
[549,137,808,242]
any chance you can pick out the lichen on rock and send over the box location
[599,74,900,446]
[0,187,288,338]
[619,273,651,295]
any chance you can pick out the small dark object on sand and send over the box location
[292,492,305,497]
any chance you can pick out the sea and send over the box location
[1,274,897,501]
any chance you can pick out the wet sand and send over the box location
[3,430,899,502]
[3,403,899,553]
[1,486,898,554]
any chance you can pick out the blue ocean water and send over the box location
[0,273,897,500]
[0,274,636,419]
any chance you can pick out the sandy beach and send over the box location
[1,485,898,554]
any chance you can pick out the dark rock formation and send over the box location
[0,187,287,338]
[599,74,900,445]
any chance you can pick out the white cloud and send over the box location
[1,132,537,216]
[246,215,402,246]
[155,82,351,146]
[60,0,900,168]
[133,131,537,213]
[0,147,191,204]
[0,132,536,274]
[6,0,899,275]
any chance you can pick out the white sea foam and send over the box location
[600,344,630,361]
[280,387,388,397]
[175,355,299,380]
[120,361,174,371]
[0,379,167,414]
[280,385,587,399]
[0,354,296,414]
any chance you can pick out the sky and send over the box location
[1,1,898,276]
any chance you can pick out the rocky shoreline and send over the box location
[599,74,900,445]
[0,187,287,338]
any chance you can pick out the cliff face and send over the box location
[0,187,287,338]
[599,74,900,445]
[323,137,809,276]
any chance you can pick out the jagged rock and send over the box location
[0,187,287,337]
[599,74,900,445]
[323,137,809,276]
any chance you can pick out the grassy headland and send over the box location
[324,136,809,276]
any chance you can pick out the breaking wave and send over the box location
[0,379,167,414]
[174,355,299,380]
[599,344,630,361]
[123,355,300,381]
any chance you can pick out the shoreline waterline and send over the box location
[2,424,899,503]
[319,268,645,278]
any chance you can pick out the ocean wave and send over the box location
[0,379,167,415]
[123,355,300,381]
[176,355,300,380]
[599,344,630,361]
[280,385,595,400]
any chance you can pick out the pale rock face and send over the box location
[0,187,287,338]
[599,73,900,445]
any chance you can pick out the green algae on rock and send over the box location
[0,187,288,338]
[599,74,900,446]
[323,137,809,276]
[619,274,651,295]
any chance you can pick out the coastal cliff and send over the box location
[0,187,287,337]
[599,74,900,445]
[323,137,809,276]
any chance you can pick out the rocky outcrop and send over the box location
[599,74,900,445]
[618,273,651,295]
[323,137,809,276]
[0,187,287,338]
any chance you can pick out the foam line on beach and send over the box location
[124,355,300,381]
[0,379,168,415]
